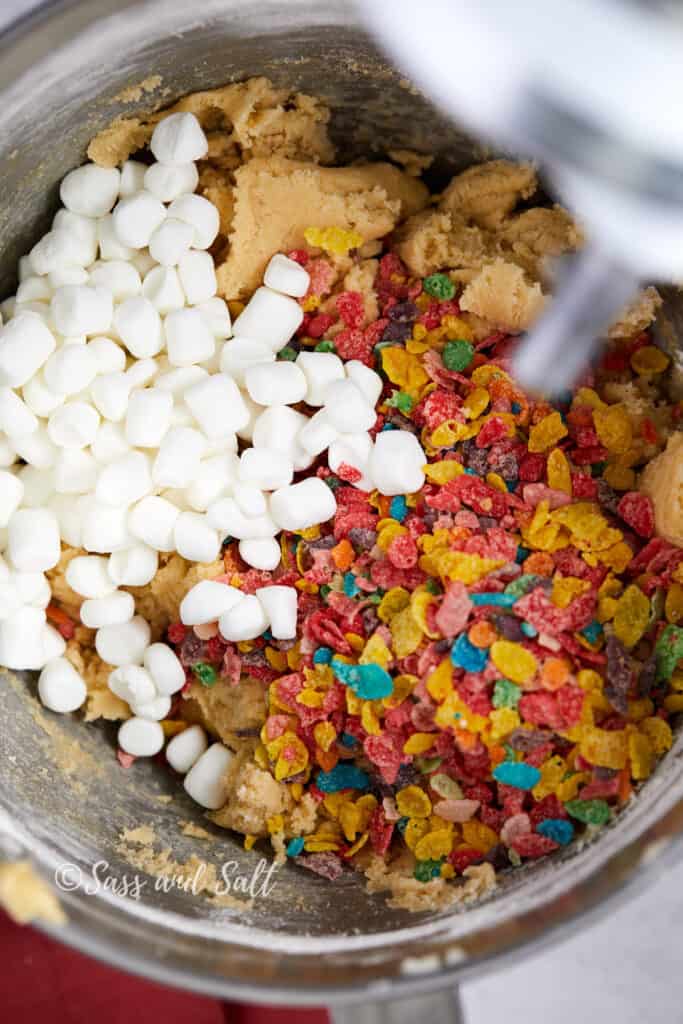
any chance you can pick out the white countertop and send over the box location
[2,2,683,1021]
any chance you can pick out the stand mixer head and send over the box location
[364,0,683,393]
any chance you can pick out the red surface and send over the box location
[1,910,329,1024]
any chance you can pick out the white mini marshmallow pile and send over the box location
[0,109,426,787]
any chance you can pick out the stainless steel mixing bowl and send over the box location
[2,1,683,1017]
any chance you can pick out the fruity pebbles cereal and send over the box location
[12,78,683,912]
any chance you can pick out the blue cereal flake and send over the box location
[581,620,603,645]
[451,633,488,672]
[313,646,333,665]
[516,546,530,564]
[470,592,517,608]
[492,761,541,790]
[389,495,408,522]
[330,657,393,699]
[343,572,360,597]
[339,732,358,748]
[520,621,538,638]
[286,837,305,856]
[537,818,574,846]
[316,764,369,793]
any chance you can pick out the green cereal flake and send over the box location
[492,679,521,709]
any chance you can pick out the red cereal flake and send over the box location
[511,833,559,858]
[617,491,655,538]
[463,782,494,805]
[448,847,483,873]
[364,734,402,784]
[386,532,418,569]
[447,475,508,517]
[306,611,353,654]
[286,249,309,267]
[336,291,365,329]
[337,462,363,484]
[572,446,610,465]
[306,258,336,297]
[369,806,395,855]
[307,312,336,339]
[117,749,136,768]
[529,794,569,828]
[641,417,658,444]
[167,621,186,644]
[413,389,463,429]
[475,415,510,448]
[571,472,598,498]
[435,581,473,637]
[518,453,546,482]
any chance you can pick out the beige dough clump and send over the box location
[183,675,266,744]
[459,258,546,332]
[640,432,683,545]
[439,159,537,229]
[219,156,428,299]
[609,286,663,340]
[0,861,65,926]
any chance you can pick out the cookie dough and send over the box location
[640,431,683,545]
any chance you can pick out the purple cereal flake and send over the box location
[294,852,344,880]
[388,300,419,322]
[348,527,378,551]
[508,727,553,752]
[179,633,206,667]
[495,614,525,642]
[597,479,620,515]
[381,320,412,344]
[605,634,633,714]
[637,651,658,698]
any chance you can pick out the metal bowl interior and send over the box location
[2,0,683,1006]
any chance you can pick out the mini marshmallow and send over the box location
[179,579,243,625]
[0,438,16,468]
[118,717,165,757]
[49,494,83,548]
[233,481,267,518]
[125,358,158,389]
[141,265,186,314]
[51,285,113,337]
[186,452,238,511]
[88,336,127,374]
[245,361,307,406]
[150,112,208,165]
[238,537,282,571]
[22,371,65,417]
[166,724,208,773]
[38,657,87,713]
[60,164,120,217]
[219,336,275,386]
[144,642,185,696]
[128,495,181,551]
[0,313,56,387]
[16,276,53,303]
[328,432,374,491]
[113,191,167,249]
[232,287,304,351]
[17,464,54,507]
[0,387,38,437]
[91,372,131,422]
[251,405,309,455]
[95,615,151,666]
[0,607,46,670]
[53,448,97,494]
[13,427,58,469]
[119,160,147,197]
[370,429,426,495]
[66,554,116,598]
[97,215,135,262]
[30,229,89,276]
[184,373,249,436]
[125,388,173,447]
[206,498,278,539]
[257,585,298,640]
[296,351,345,406]
[131,693,172,721]
[80,590,135,628]
[144,161,199,202]
[8,507,61,571]
[155,365,207,395]
[131,249,157,276]
[183,743,232,809]
[43,344,98,395]
[324,378,376,433]
[270,477,337,532]
[89,260,141,301]
[165,308,215,366]
[297,409,339,456]
[42,624,67,661]
[149,218,195,266]
[263,253,310,298]
[48,266,89,289]
[345,359,384,406]
[0,471,23,526]
[177,250,217,304]
[13,570,50,607]
[81,498,132,553]
[238,447,293,490]
[91,422,130,463]
[167,194,219,250]
[108,544,158,587]
[196,297,231,339]
[218,594,268,642]
[152,426,206,488]
[96,450,153,506]
[109,664,156,705]
[173,511,221,563]
[235,391,261,442]
[114,296,163,358]
[47,401,100,449]
[0,580,21,620]
[52,209,99,262]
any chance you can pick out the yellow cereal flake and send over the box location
[603,463,636,492]
[377,587,410,622]
[415,829,454,861]
[397,786,432,818]
[640,716,673,754]
[528,412,568,453]
[552,575,591,609]
[631,346,670,376]
[423,461,465,484]
[303,225,363,255]
[547,448,572,493]
[390,605,424,658]
[490,640,537,684]
[488,707,520,743]
[593,405,632,454]
[462,387,490,420]
[613,584,650,648]
[629,730,654,780]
